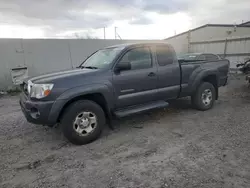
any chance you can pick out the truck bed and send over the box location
[179,59,230,97]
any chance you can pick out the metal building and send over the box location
[164,21,250,69]
[165,22,250,54]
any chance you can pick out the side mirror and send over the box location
[115,61,131,72]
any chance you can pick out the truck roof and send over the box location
[105,41,170,49]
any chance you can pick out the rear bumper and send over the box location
[219,76,228,87]
[19,93,56,125]
[224,77,229,86]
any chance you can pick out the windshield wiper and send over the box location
[81,66,98,69]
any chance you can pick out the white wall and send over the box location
[0,39,25,90]
[190,41,225,54]
[0,39,162,90]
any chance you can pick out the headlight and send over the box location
[29,83,54,99]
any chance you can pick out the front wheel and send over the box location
[191,82,216,111]
[61,100,106,145]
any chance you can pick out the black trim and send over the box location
[11,67,27,71]
[239,21,250,26]
[114,100,168,118]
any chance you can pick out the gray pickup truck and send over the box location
[19,42,229,145]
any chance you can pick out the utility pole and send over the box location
[103,27,106,39]
[115,27,117,39]
[116,33,122,40]
[114,27,122,39]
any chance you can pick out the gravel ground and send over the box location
[0,74,250,188]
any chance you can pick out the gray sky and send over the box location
[0,0,249,39]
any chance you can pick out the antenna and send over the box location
[114,27,122,39]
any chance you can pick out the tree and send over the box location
[74,32,99,39]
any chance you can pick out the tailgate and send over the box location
[217,59,230,86]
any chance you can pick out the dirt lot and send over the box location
[1,74,250,188]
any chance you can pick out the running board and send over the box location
[114,101,169,118]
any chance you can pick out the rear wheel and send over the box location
[61,100,105,145]
[191,82,216,111]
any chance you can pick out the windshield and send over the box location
[80,47,124,69]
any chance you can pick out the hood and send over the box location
[28,68,98,84]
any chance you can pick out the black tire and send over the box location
[61,100,105,145]
[191,82,216,111]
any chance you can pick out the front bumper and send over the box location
[19,93,55,125]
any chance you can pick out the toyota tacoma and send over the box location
[19,43,230,145]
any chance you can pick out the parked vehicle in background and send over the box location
[178,53,222,63]
[19,43,230,145]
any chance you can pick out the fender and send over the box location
[188,69,219,94]
[48,83,114,123]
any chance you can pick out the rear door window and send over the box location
[155,45,174,66]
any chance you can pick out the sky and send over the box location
[0,0,249,39]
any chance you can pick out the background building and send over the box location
[165,21,250,69]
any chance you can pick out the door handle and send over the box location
[148,72,156,77]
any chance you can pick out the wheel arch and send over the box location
[47,84,114,124]
[190,71,219,99]
[57,93,110,122]
[57,93,110,123]
[202,75,218,100]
